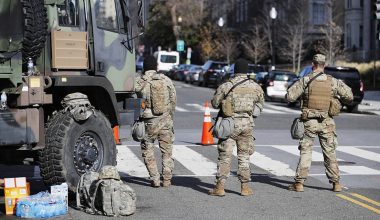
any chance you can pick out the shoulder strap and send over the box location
[223,78,249,99]
[76,173,86,209]
[305,72,323,90]
[91,179,104,214]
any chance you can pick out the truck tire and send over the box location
[39,110,117,192]
[21,0,48,62]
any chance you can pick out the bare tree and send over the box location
[214,29,237,64]
[277,0,308,72]
[165,0,206,40]
[199,24,215,61]
[317,21,344,65]
[242,23,268,64]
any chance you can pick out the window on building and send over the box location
[359,25,363,48]
[57,0,79,26]
[360,0,363,8]
[347,0,351,9]
[346,23,351,48]
[313,3,326,25]
[95,0,118,31]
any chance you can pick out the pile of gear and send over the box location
[76,166,136,217]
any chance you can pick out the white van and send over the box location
[153,51,179,73]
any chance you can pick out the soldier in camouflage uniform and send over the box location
[135,56,176,187]
[286,54,353,192]
[209,59,264,196]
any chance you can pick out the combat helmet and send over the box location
[98,165,121,180]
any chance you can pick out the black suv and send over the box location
[324,66,364,112]
[200,60,228,87]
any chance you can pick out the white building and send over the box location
[345,0,378,61]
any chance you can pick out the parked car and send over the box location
[154,50,180,74]
[173,64,192,81]
[185,65,202,84]
[324,66,364,112]
[219,63,267,86]
[200,60,228,87]
[264,70,297,101]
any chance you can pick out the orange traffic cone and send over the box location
[113,126,121,145]
[201,102,214,145]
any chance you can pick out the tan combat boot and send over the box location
[208,182,225,197]
[241,182,253,196]
[151,179,160,188]
[288,182,304,192]
[332,182,342,192]
[163,180,171,187]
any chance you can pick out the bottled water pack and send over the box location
[16,191,67,218]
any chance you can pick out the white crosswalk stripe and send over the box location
[172,145,217,176]
[230,147,295,176]
[116,145,380,178]
[270,145,344,162]
[117,146,149,177]
[337,147,380,163]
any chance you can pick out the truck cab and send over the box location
[0,0,144,191]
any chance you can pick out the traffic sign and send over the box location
[176,40,185,52]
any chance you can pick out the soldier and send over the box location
[135,55,176,187]
[286,54,353,192]
[209,59,264,196]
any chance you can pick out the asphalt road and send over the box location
[1,81,380,219]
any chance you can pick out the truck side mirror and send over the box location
[137,0,144,29]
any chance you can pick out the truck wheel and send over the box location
[21,0,48,62]
[39,110,117,192]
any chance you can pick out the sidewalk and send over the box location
[358,91,380,115]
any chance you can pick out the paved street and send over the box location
[1,81,380,219]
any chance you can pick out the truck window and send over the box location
[95,0,118,31]
[118,0,130,34]
[57,0,79,26]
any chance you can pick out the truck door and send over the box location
[91,0,135,92]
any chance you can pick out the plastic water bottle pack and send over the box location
[16,191,67,218]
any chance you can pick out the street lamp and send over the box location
[269,7,277,69]
[218,17,224,28]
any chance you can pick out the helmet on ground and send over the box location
[98,165,121,180]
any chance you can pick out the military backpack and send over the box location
[149,75,170,115]
[76,166,136,216]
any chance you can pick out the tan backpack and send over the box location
[149,75,170,115]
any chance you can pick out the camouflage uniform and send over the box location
[211,74,264,184]
[287,64,353,185]
[135,70,176,184]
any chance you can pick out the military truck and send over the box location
[0,0,144,192]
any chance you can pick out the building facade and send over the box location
[345,0,378,62]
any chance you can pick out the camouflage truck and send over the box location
[0,0,144,192]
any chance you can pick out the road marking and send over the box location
[172,145,217,176]
[350,193,380,207]
[262,108,285,114]
[175,106,188,112]
[229,146,295,176]
[117,146,149,177]
[339,166,380,175]
[338,147,380,163]
[336,194,380,215]
[265,103,300,114]
[271,145,343,162]
[185,103,219,112]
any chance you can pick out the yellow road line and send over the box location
[350,193,380,207]
[336,194,380,215]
